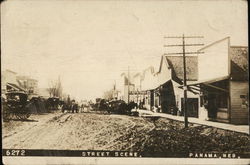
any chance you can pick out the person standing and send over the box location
[71,100,75,113]
[72,100,79,113]
[80,104,84,113]
[75,103,79,113]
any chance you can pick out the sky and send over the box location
[1,0,248,100]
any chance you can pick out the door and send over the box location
[181,98,199,118]
[150,90,154,107]
[160,82,176,114]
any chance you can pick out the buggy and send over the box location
[2,91,31,120]
[46,97,60,111]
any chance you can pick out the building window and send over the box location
[240,95,248,108]
[217,93,228,108]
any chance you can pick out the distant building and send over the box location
[140,66,157,110]
[1,69,25,94]
[16,76,38,96]
[120,72,141,103]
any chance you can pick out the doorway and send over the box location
[181,98,199,118]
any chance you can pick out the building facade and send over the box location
[138,56,199,116]
[1,69,18,94]
[16,76,38,96]
[187,37,248,124]
[1,69,29,95]
[119,37,248,125]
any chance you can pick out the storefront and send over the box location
[187,75,248,124]
[187,77,230,122]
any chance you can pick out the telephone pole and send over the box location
[127,66,130,103]
[114,80,117,99]
[164,34,204,128]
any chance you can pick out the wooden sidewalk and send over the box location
[132,109,249,134]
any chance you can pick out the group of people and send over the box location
[61,100,92,113]
[61,100,79,113]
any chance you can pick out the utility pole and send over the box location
[113,80,116,99]
[164,35,204,128]
[182,34,188,128]
[127,66,130,103]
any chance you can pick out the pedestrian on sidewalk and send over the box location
[158,105,162,113]
[153,106,158,113]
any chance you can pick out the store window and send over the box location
[217,93,228,108]
[240,95,248,108]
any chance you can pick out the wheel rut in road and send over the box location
[2,112,154,150]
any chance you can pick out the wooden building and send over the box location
[187,37,248,124]
[159,55,199,117]
[141,66,157,110]
[1,69,18,94]
[140,55,200,116]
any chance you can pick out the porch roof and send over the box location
[179,76,230,93]
[6,83,26,92]
[185,75,230,87]
[165,56,198,81]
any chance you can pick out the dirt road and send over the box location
[2,111,250,154]
[2,111,154,150]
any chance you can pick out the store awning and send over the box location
[187,76,229,86]
[6,83,26,92]
[173,80,199,95]
[179,76,230,93]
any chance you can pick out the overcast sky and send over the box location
[1,0,248,100]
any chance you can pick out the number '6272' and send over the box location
[6,150,25,156]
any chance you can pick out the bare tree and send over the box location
[103,89,114,100]
[47,76,63,98]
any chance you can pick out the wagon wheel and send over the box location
[14,113,27,120]
[23,111,31,119]
[14,112,22,120]
[18,107,31,120]
[9,112,15,120]
[19,113,30,120]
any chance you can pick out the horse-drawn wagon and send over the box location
[46,97,60,111]
[2,91,31,120]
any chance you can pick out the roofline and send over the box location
[156,55,164,74]
[159,55,173,78]
[5,69,17,74]
[198,37,230,51]
[7,83,27,92]
[141,66,155,80]
[164,55,197,57]
[230,45,248,48]
[6,91,27,95]
[133,73,141,78]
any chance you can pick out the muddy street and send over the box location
[2,111,155,150]
[3,111,250,154]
